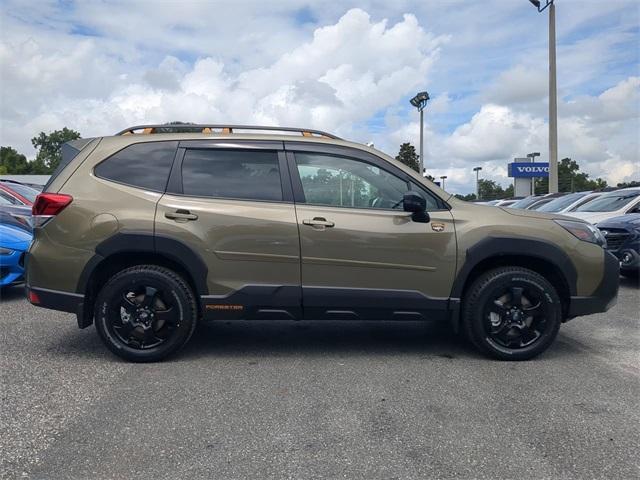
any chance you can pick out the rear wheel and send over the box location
[94,265,197,362]
[462,267,561,360]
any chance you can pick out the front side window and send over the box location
[181,149,282,202]
[294,153,442,210]
[295,153,411,210]
[94,141,178,192]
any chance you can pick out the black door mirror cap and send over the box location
[403,191,426,213]
[402,192,430,223]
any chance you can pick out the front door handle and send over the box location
[165,209,198,221]
[303,217,335,228]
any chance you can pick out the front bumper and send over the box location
[568,250,619,318]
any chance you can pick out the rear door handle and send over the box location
[303,217,335,228]
[165,209,198,221]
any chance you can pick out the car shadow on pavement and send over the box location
[177,320,479,361]
[619,275,639,289]
[0,284,26,302]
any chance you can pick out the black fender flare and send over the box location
[77,232,209,295]
[450,236,578,300]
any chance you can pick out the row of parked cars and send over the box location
[480,187,640,278]
[0,180,39,288]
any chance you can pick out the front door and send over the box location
[286,145,456,320]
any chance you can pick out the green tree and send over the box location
[0,146,31,174]
[395,142,419,173]
[478,179,510,200]
[617,180,640,188]
[156,121,202,133]
[454,193,477,201]
[535,157,608,194]
[31,127,81,172]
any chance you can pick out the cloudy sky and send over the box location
[1,0,638,193]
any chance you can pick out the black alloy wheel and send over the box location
[483,285,550,351]
[111,285,179,349]
[94,265,197,362]
[463,267,562,360]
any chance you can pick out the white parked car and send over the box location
[563,188,640,224]
[536,191,603,214]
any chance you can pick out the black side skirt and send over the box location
[201,285,450,322]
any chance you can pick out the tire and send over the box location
[94,265,198,362]
[621,267,639,279]
[462,267,562,361]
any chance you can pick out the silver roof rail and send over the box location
[115,124,342,139]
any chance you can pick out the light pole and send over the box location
[410,91,430,176]
[473,166,482,200]
[527,151,541,195]
[529,0,558,193]
[440,175,448,190]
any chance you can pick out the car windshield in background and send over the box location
[574,191,640,212]
[537,192,590,212]
[508,196,541,209]
[5,183,39,202]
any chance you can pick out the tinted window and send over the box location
[537,192,589,212]
[294,153,444,210]
[95,141,178,192]
[181,150,282,201]
[5,183,39,202]
[0,190,21,205]
[574,191,640,212]
[44,138,95,192]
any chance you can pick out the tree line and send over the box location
[393,141,622,201]
[0,128,80,175]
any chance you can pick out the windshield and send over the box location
[537,192,590,212]
[574,191,640,212]
[508,196,541,209]
[5,183,39,202]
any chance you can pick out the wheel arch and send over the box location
[76,232,208,327]
[450,237,576,330]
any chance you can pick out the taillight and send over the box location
[32,193,73,227]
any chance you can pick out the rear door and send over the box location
[155,140,302,319]
[285,142,457,321]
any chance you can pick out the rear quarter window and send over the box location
[94,141,178,192]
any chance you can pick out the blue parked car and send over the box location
[597,213,640,278]
[0,223,32,287]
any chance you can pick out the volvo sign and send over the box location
[508,162,550,178]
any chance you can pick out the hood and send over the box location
[0,223,32,250]
[561,211,617,224]
[596,213,640,229]
[500,207,580,222]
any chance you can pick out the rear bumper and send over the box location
[568,250,619,318]
[26,285,84,314]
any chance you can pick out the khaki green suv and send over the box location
[26,124,619,362]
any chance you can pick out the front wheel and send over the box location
[94,265,198,362]
[462,267,562,361]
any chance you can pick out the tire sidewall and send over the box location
[94,268,196,362]
[468,269,561,360]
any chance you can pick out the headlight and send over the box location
[554,219,606,246]
[0,247,15,255]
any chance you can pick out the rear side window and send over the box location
[95,141,178,192]
[181,149,282,201]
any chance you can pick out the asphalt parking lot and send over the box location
[1,279,639,480]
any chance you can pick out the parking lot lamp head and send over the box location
[410,91,430,176]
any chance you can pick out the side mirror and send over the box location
[403,192,430,223]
